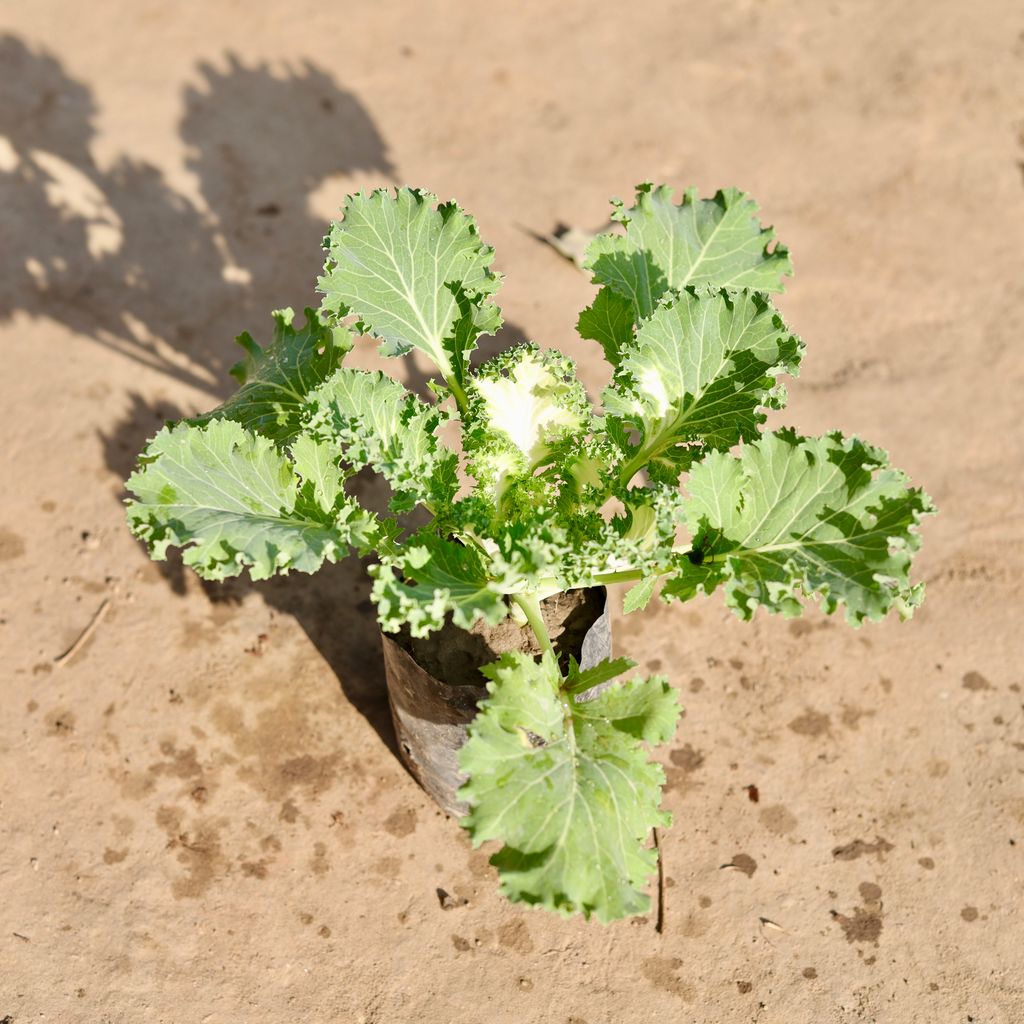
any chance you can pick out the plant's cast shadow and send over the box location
[2,33,405,752]
[102,395,402,758]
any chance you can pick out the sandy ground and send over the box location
[1,1,1022,1021]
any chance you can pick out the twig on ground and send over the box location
[54,597,111,667]
[653,826,665,935]
[515,221,613,268]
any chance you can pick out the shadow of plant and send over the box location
[181,55,395,317]
[103,392,402,755]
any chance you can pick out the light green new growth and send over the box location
[305,367,458,514]
[125,184,934,922]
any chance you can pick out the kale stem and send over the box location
[605,419,672,497]
[446,376,470,416]
[590,567,647,586]
[512,593,555,662]
[542,546,729,591]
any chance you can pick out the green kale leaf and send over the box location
[459,652,679,921]
[665,430,935,623]
[585,184,792,319]
[194,306,352,445]
[371,533,508,638]
[318,187,502,387]
[126,419,380,581]
[602,286,803,487]
[305,368,458,514]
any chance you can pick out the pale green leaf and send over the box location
[370,533,507,638]
[318,187,501,382]
[290,434,345,515]
[195,307,352,445]
[584,184,792,319]
[664,430,935,623]
[622,576,657,614]
[603,287,802,486]
[556,483,686,589]
[571,669,680,743]
[126,419,378,581]
[306,368,458,514]
[485,520,574,591]
[459,652,679,921]
[564,655,637,696]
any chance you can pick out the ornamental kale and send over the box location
[126,185,934,921]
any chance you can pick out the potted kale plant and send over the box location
[126,184,933,921]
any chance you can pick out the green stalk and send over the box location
[513,592,577,755]
[532,547,726,593]
[591,566,651,586]
[511,593,555,660]
[446,376,470,416]
[602,417,670,497]
[613,441,659,491]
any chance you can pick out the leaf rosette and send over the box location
[124,183,934,922]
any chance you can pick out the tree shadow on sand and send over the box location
[17,34,530,756]
[0,36,393,393]
[1,33,411,753]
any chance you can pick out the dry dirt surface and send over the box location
[1,2,1022,1021]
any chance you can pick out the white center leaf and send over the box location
[464,345,593,515]
[473,348,585,464]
